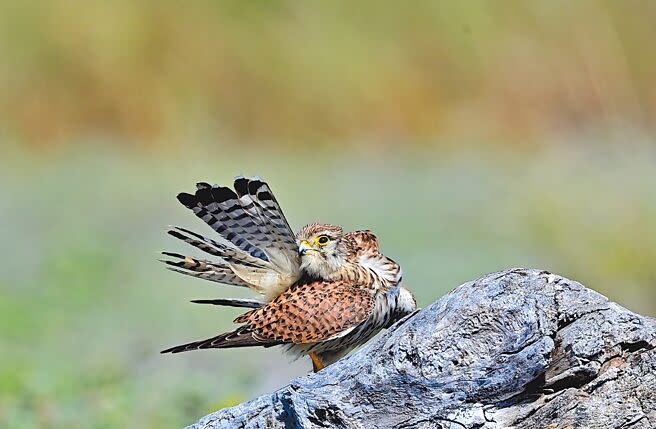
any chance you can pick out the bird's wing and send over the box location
[159,251,258,288]
[236,280,374,344]
[160,280,373,354]
[167,177,301,301]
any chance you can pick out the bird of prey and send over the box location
[160,177,416,372]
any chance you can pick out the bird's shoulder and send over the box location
[341,230,402,286]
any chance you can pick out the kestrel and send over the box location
[160,177,416,371]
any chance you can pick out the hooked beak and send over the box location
[298,240,313,256]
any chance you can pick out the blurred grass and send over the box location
[1,1,656,428]
[1,1,656,145]
[1,137,655,428]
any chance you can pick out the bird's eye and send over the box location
[315,235,330,246]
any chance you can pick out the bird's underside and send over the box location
[161,176,416,371]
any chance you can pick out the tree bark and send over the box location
[187,268,656,429]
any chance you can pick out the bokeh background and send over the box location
[2,2,655,427]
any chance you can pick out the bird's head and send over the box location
[296,223,345,278]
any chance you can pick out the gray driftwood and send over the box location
[187,268,656,429]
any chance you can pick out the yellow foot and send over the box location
[308,352,325,372]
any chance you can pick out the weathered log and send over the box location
[187,268,656,429]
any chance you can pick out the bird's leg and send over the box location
[308,352,325,372]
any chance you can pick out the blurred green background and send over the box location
[1,1,655,428]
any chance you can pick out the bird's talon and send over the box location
[309,352,325,372]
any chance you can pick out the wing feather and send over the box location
[190,298,262,309]
[168,177,302,300]
[167,227,269,268]
[241,178,299,276]
[160,252,267,288]
[178,183,267,260]
[161,280,374,355]
[161,326,280,354]
[238,280,374,344]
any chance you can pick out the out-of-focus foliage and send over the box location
[1,2,655,428]
[1,1,656,145]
